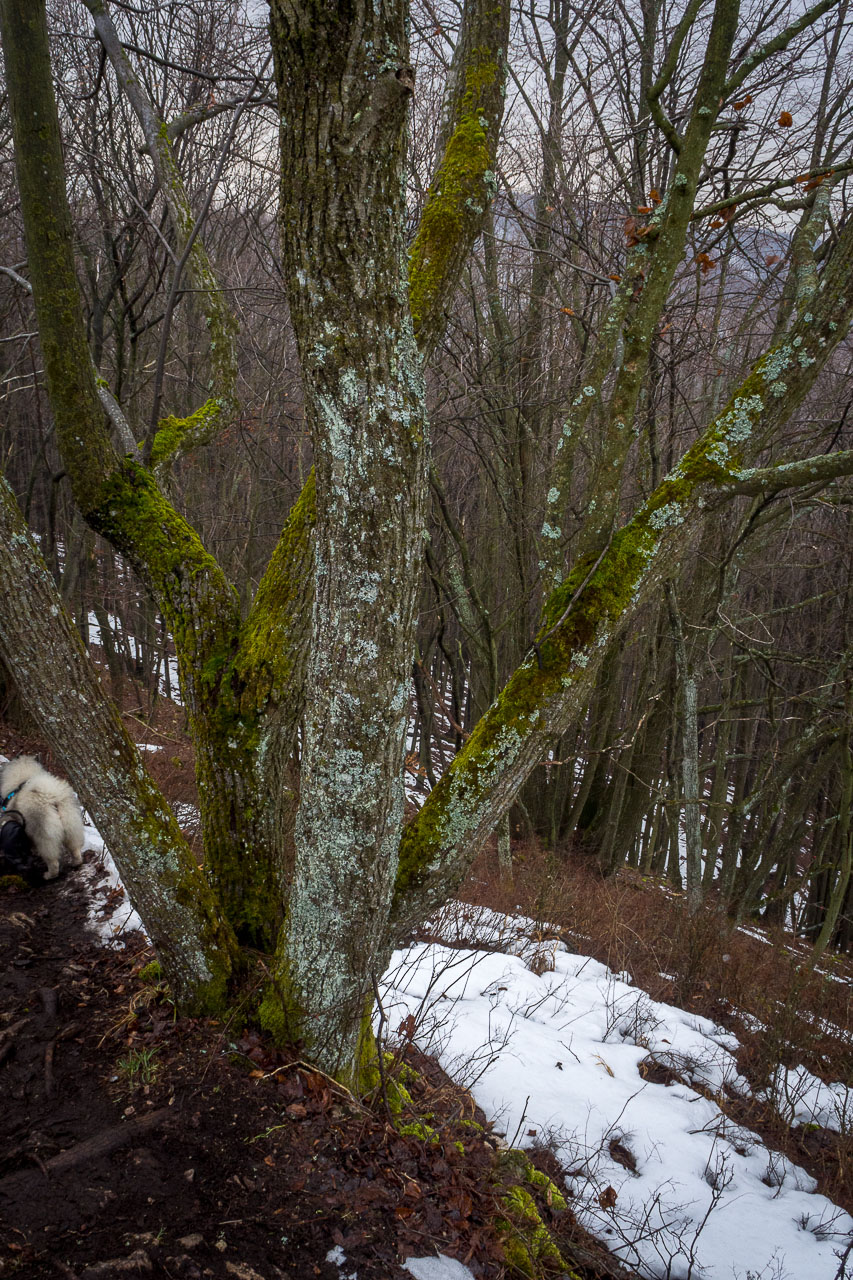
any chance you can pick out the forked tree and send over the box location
[0,0,851,1083]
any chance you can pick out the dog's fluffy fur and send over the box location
[0,756,85,880]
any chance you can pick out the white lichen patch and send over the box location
[720,394,763,445]
[648,501,684,530]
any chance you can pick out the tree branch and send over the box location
[721,449,853,496]
[725,0,843,96]
[81,0,240,465]
[0,472,238,1010]
[408,0,511,362]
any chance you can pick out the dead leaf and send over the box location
[777,111,793,128]
[398,1014,417,1041]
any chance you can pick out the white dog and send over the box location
[0,755,85,880]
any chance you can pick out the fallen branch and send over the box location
[0,1108,171,1195]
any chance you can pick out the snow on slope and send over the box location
[379,903,853,1280]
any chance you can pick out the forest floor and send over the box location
[0,859,632,1280]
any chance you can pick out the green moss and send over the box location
[385,1077,414,1114]
[498,1149,568,1212]
[137,960,163,984]
[150,397,223,469]
[237,471,316,710]
[495,1186,571,1276]
[409,52,501,339]
[367,1054,419,1114]
[260,975,379,1094]
[399,1119,440,1143]
[0,874,29,892]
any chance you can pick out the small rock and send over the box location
[225,1264,267,1280]
[81,1248,152,1277]
[177,1235,205,1250]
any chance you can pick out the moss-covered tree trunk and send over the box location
[0,474,238,1010]
[256,0,509,1078]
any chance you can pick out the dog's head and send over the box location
[0,810,45,886]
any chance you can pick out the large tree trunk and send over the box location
[261,0,428,1078]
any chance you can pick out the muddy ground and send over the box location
[0,861,629,1280]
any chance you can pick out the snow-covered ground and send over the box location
[378,903,852,1280]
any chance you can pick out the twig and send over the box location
[44,1040,55,1099]
[371,971,392,1120]
[506,1096,531,1149]
[0,1109,171,1195]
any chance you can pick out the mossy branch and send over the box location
[408,0,510,362]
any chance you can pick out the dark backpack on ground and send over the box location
[0,809,44,886]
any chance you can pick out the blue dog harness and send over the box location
[1,786,21,812]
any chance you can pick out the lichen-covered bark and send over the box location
[391,215,853,934]
[253,0,511,1078]
[262,0,428,1077]
[0,474,238,1011]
